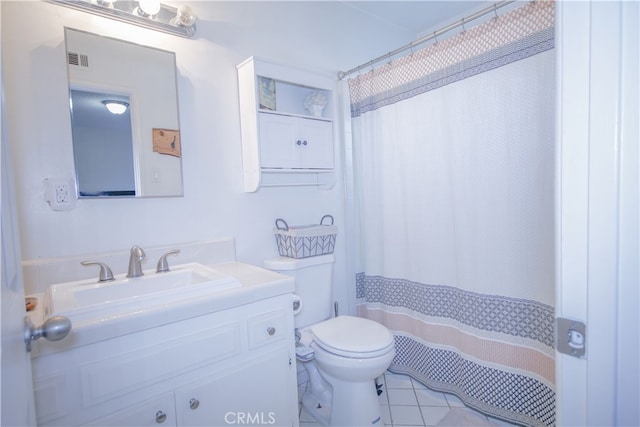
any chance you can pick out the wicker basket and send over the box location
[274,215,337,259]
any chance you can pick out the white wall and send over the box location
[1,1,416,312]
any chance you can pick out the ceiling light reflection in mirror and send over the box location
[102,100,130,115]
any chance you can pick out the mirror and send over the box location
[65,28,183,198]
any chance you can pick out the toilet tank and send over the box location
[264,254,334,328]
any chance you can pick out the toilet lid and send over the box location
[311,316,394,358]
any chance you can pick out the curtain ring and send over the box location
[461,17,467,33]
[433,31,439,45]
[493,3,499,20]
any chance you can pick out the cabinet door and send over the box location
[175,348,295,427]
[84,393,176,427]
[298,119,333,169]
[259,113,299,168]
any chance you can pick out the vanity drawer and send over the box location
[247,311,287,349]
[80,322,240,407]
[85,393,176,427]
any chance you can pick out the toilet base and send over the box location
[300,358,332,425]
[301,391,331,426]
[301,369,383,427]
[324,373,383,426]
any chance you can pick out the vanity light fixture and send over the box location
[102,100,129,115]
[96,0,116,8]
[46,0,197,38]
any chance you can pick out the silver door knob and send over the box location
[24,315,72,352]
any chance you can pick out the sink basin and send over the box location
[45,263,240,318]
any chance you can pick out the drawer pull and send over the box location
[267,327,276,336]
[155,410,167,424]
[189,398,200,410]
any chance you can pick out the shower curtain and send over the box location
[349,2,555,426]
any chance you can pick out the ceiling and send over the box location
[339,1,489,37]
[195,1,492,39]
[190,1,498,74]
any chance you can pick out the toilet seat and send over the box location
[310,316,395,358]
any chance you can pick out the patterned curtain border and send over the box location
[356,273,555,349]
[390,335,556,426]
[348,0,555,118]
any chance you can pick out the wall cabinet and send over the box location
[31,294,298,426]
[237,56,336,191]
[259,113,333,169]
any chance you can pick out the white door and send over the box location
[556,1,639,425]
[1,96,37,425]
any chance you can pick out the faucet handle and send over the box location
[156,249,180,273]
[81,261,115,282]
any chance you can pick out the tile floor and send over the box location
[298,371,520,427]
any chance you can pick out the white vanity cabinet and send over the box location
[237,56,336,191]
[31,293,298,427]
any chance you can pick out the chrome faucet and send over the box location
[126,245,146,278]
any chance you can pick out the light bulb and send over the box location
[138,0,161,17]
[173,5,196,27]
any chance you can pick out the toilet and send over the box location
[264,254,395,426]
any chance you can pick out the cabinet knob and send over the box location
[296,140,302,146]
[155,410,167,424]
[302,140,308,146]
[267,327,276,336]
[189,398,200,410]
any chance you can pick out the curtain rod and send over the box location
[338,0,516,80]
